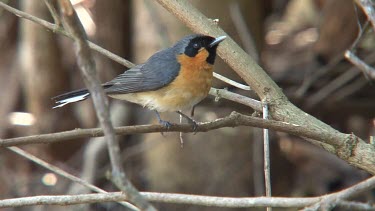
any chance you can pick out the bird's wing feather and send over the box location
[103,48,181,94]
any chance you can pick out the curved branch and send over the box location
[304,175,375,210]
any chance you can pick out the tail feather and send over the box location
[52,88,90,109]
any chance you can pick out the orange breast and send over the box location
[113,49,214,112]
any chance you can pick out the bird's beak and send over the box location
[209,36,226,48]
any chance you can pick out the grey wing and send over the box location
[103,49,181,94]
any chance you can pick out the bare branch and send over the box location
[209,88,261,111]
[8,147,137,210]
[307,51,375,107]
[262,103,272,211]
[57,1,154,210]
[0,112,336,148]
[43,0,61,27]
[229,2,259,61]
[304,175,375,210]
[213,72,251,90]
[355,0,375,32]
[0,192,373,209]
[345,50,375,79]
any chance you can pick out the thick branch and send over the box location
[154,0,375,175]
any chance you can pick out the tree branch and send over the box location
[304,175,375,210]
[0,112,337,148]
[43,0,61,27]
[355,0,375,32]
[0,192,373,210]
[56,1,154,210]
[154,0,375,175]
[4,146,375,210]
[209,88,261,111]
[8,146,136,210]
[262,103,272,211]
[345,50,375,79]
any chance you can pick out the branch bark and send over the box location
[154,0,375,175]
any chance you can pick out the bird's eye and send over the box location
[193,43,200,49]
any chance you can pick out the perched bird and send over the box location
[53,34,226,128]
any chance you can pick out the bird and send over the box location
[52,34,226,128]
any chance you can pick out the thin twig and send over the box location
[229,2,259,61]
[355,0,375,32]
[333,76,368,101]
[262,103,272,211]
[213,72,251,90]
[306,51,375,108]
[43,0,61,27]
[305,66,360,108]
[57,1,154,210]
[345,50,375,79]
[209,88,261,111]
[304,176,375,210]
[349,21,370,51]
[7,146,137,210]
[295,54,343,97]
[0,1,134,69]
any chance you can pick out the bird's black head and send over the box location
[174,34,226,65]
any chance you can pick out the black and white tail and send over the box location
[52,88,90,109]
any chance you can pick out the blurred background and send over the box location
[0,0,374,210]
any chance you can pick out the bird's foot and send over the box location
[154,110,172,136]
[158,119,172,129]
[187,118,198,133]
[177,111,199,133]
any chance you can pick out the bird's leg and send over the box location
[177,110,198,132]
[190,105,196,117]
[154,110,172,129]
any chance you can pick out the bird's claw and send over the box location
[187,119,198,134]
[159,119,172,129]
